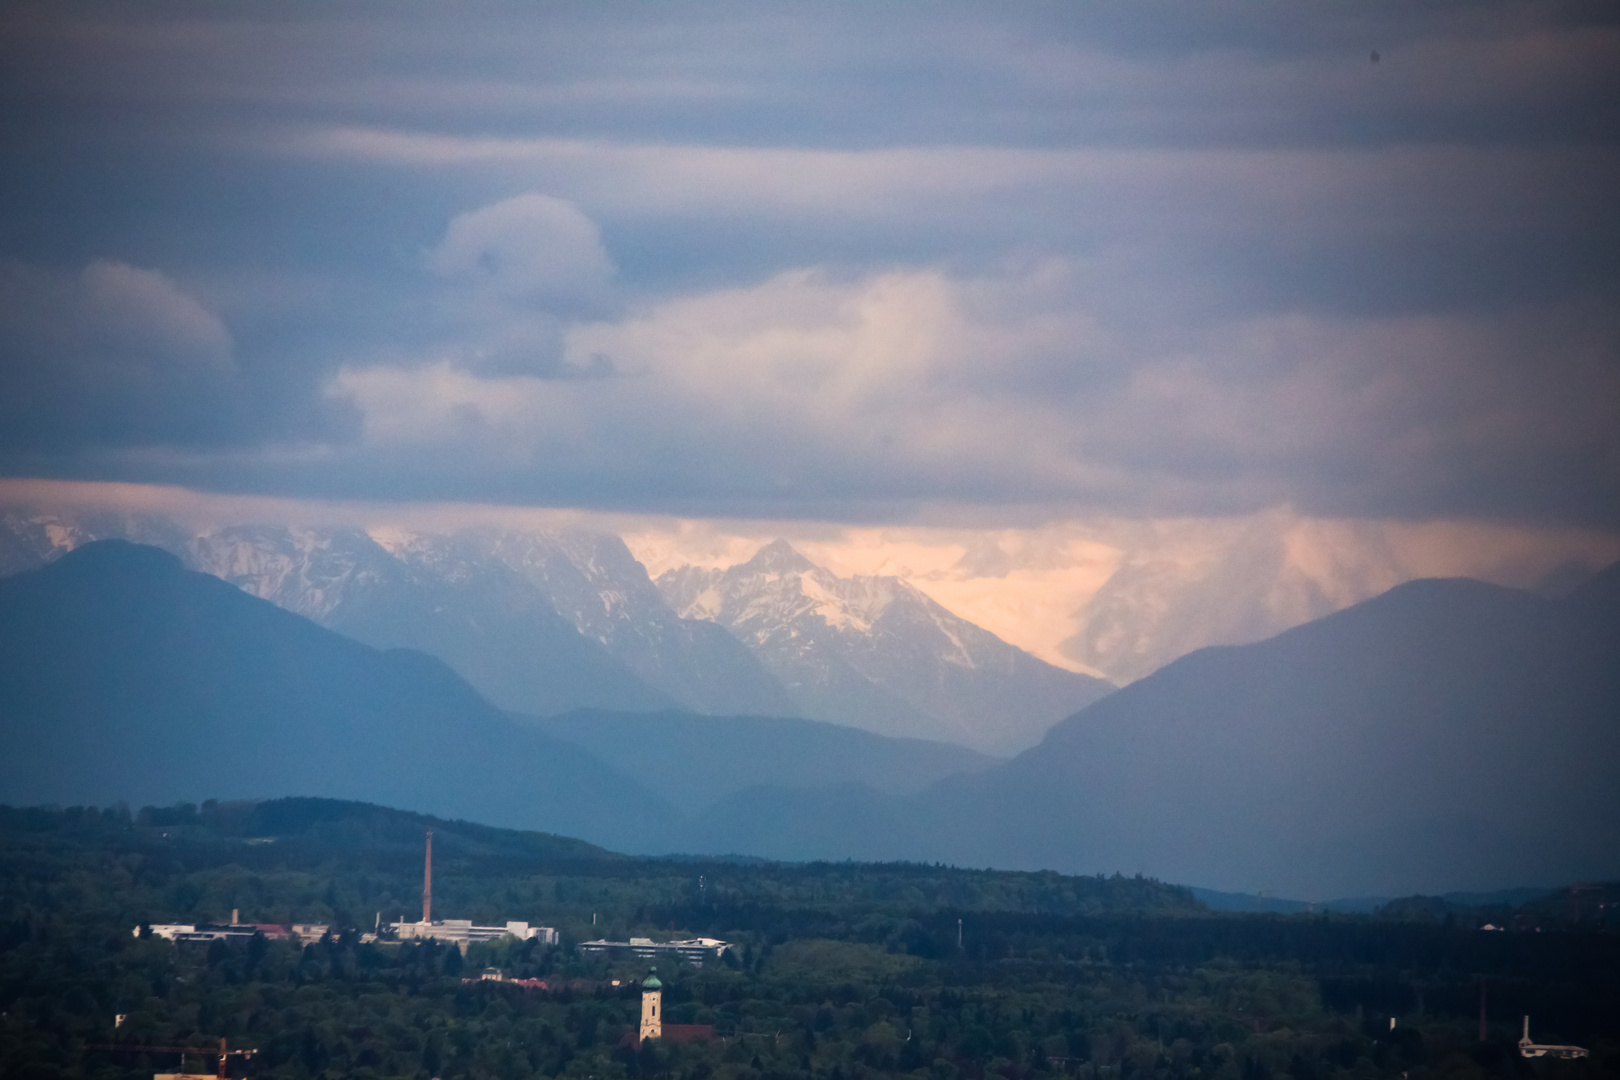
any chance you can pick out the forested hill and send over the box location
[0,797,1202,933]
[0,797,622,866]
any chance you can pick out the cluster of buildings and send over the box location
[382,829,558,952]
[138,910,330,944]
[138,831,728,998]
[136,833,561,954]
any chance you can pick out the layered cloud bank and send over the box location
[0,2,1615,533]
[324,254,1620,526]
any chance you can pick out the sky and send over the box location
[1,2,1618,676]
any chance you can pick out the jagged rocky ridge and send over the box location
[658,539,1112,754]
[1,511,1105,750]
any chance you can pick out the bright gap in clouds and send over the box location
[5,479,1615,686]
[622,511,1620,682]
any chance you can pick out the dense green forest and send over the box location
[1,800,1615,1080]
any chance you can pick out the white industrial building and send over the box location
[390,919,558,948]
[579,936,731,966]
[384,830,559,951]
[139,921,329,944]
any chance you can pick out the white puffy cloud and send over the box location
[328,264,1090,509]
[428,192,613,307]
[322,258,1620,525]
[422,193,618,376]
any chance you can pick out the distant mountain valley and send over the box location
[1,537,1616,898]
[1,509,1106,753]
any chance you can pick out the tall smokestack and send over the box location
[423,829,433,924]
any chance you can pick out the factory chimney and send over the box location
[423,829,433,924]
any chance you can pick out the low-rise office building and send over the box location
[140,922,329,944]
[390,919,559,949]
[579,936,731,966]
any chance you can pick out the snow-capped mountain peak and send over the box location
[656,540,1111,754]
[187,525,400,620]
[744,537,818,574]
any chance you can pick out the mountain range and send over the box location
[0,541,1005,854]
[678,565,1620,897]
[3,538,1617,897]
[0,540,668,851]
[0,510,1103,752]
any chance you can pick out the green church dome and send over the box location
[643,968,662,989]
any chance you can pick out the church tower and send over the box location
[639,969,662,1042]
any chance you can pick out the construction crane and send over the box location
[1519,1016,1588,1060]
[87,1037,257,1077]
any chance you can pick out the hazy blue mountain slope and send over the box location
[657,539,1112,754]
[677,782,919,862]
[530,708,997,817]
[910,569,1620,896]
[0,541,672,851]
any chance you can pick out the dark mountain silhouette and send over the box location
[0,512,771,719]
[676,567,1620,897]
[0,540,672,851]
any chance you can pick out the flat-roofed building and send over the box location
[390,919,559,949]
[140,922,328,944]
[579,936,731,966]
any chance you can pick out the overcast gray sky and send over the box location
[2,1,1617,528]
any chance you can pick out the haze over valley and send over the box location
[3,533,1615,900]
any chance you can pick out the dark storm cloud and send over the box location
[0,1,1616,525]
